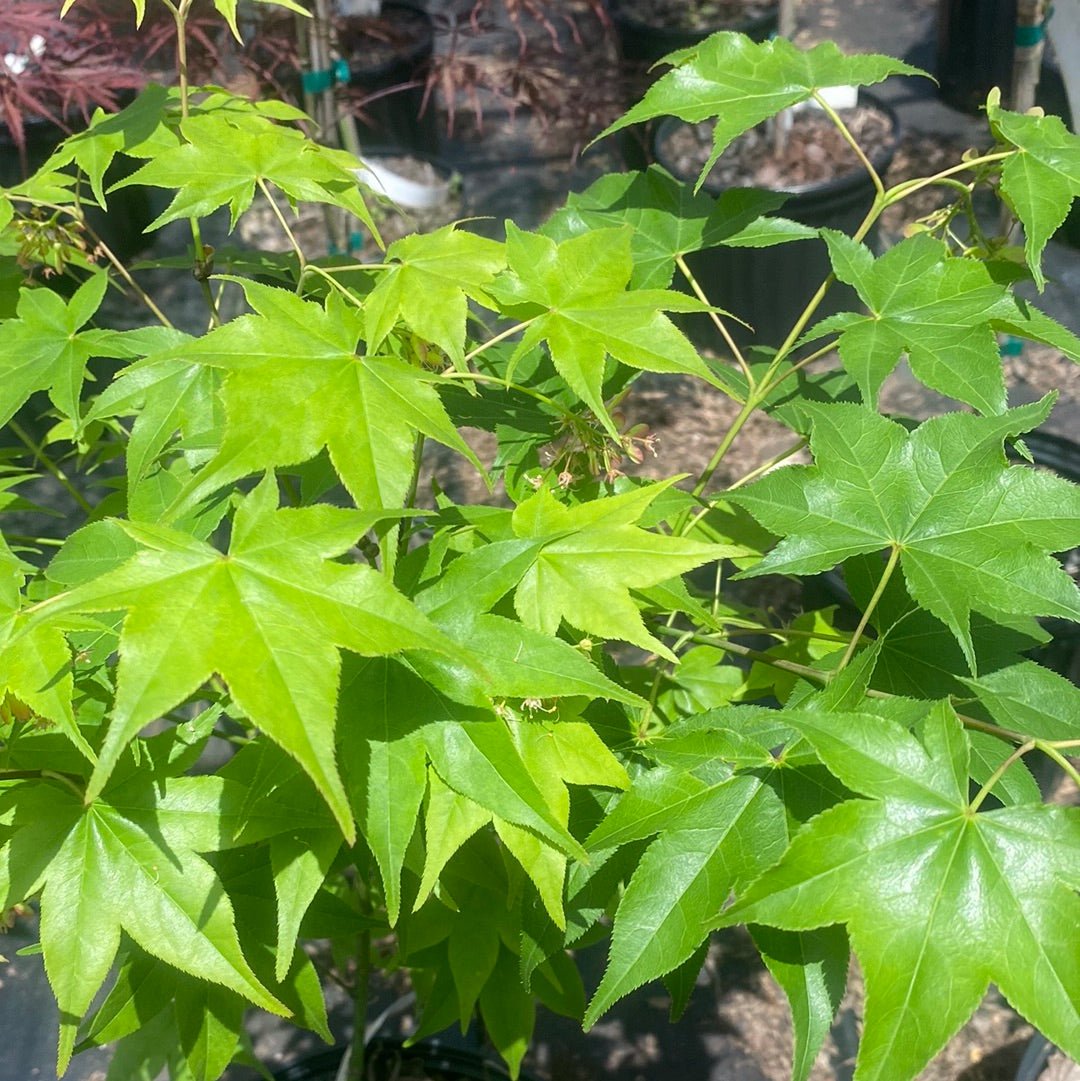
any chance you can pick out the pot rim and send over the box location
[608,0,779,37]
[271,1036,542,1081]
[354,150,455,209]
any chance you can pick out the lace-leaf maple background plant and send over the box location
[2,3,1080,1081]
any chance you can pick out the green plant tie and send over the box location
[301,59,351,94]
[1014,23,1045,46]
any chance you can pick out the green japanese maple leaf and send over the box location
[85,345,223,500]
[31,477,465,839]
[364,225,506,366]
[583,765,787,1027]
[964,660,1080,742]
[840,552,1048,702]
[0,545,91,760]
[809,232,1079,414]
[730,399,1080,670]
[488,224,718,434]
[141,281,481,512]
[340,652,601,920]
[43,84,172,205]
[510,483,743,658]
[113,110,377,234]
[1,778,286,1073]
[543,166,815,289]
[597,34,923,186]
[720,705,1080,1081]
[987,89,1080,290]
[0,274,127,428]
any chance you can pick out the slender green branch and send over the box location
[345,854,373,1081]
[0,769,60,782]
[656,627,1037,747]
[258,177,307,281]
[725,625,848,644]
[1037,742,1080,791]
[762,338,841,396]
[727,436,808,492]
[173,0,194,120]
[188,215,220,328]
[688,397,758,504]
[305,263,365,307]
[100,249,175,330]
[970,741,1036,812]
[9,422,94,514]
[662,630,829,683]
[675,254,754,389]
[680,436,808,537]
[4,535,65,548]
[0,769,87,798]
[305,262,393,274]
[345,925,372,1081]
[837,544,900,671]
[882,151,1012,207]
[639,622,694,738]
[812,91,885,198]
[397,434,426,562]
[463,318,538,364]
[438,370,575,420]
[168,0,217,327]
[763,195,884,381]
[45,770,88,799]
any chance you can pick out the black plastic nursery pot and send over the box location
[608,0,779,64]
[271,1038,541,1081]
[337,1,437,156]
[936,0,1018,115]
[1015,1033,1077,1081]
[651,94,899,351]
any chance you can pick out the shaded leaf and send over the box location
[751,925,849,1081]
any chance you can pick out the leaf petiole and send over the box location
[463,317,539,364]
[675,254,754,389]
[969,740,1037,811]
[812,91,885,198]
[881,151,1013,209]
[837,544,900,671]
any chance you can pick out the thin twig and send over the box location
[837,544,900,671]
[9,421,93,514]
[674,254,754,389]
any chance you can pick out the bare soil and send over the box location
[656,105,896,192]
